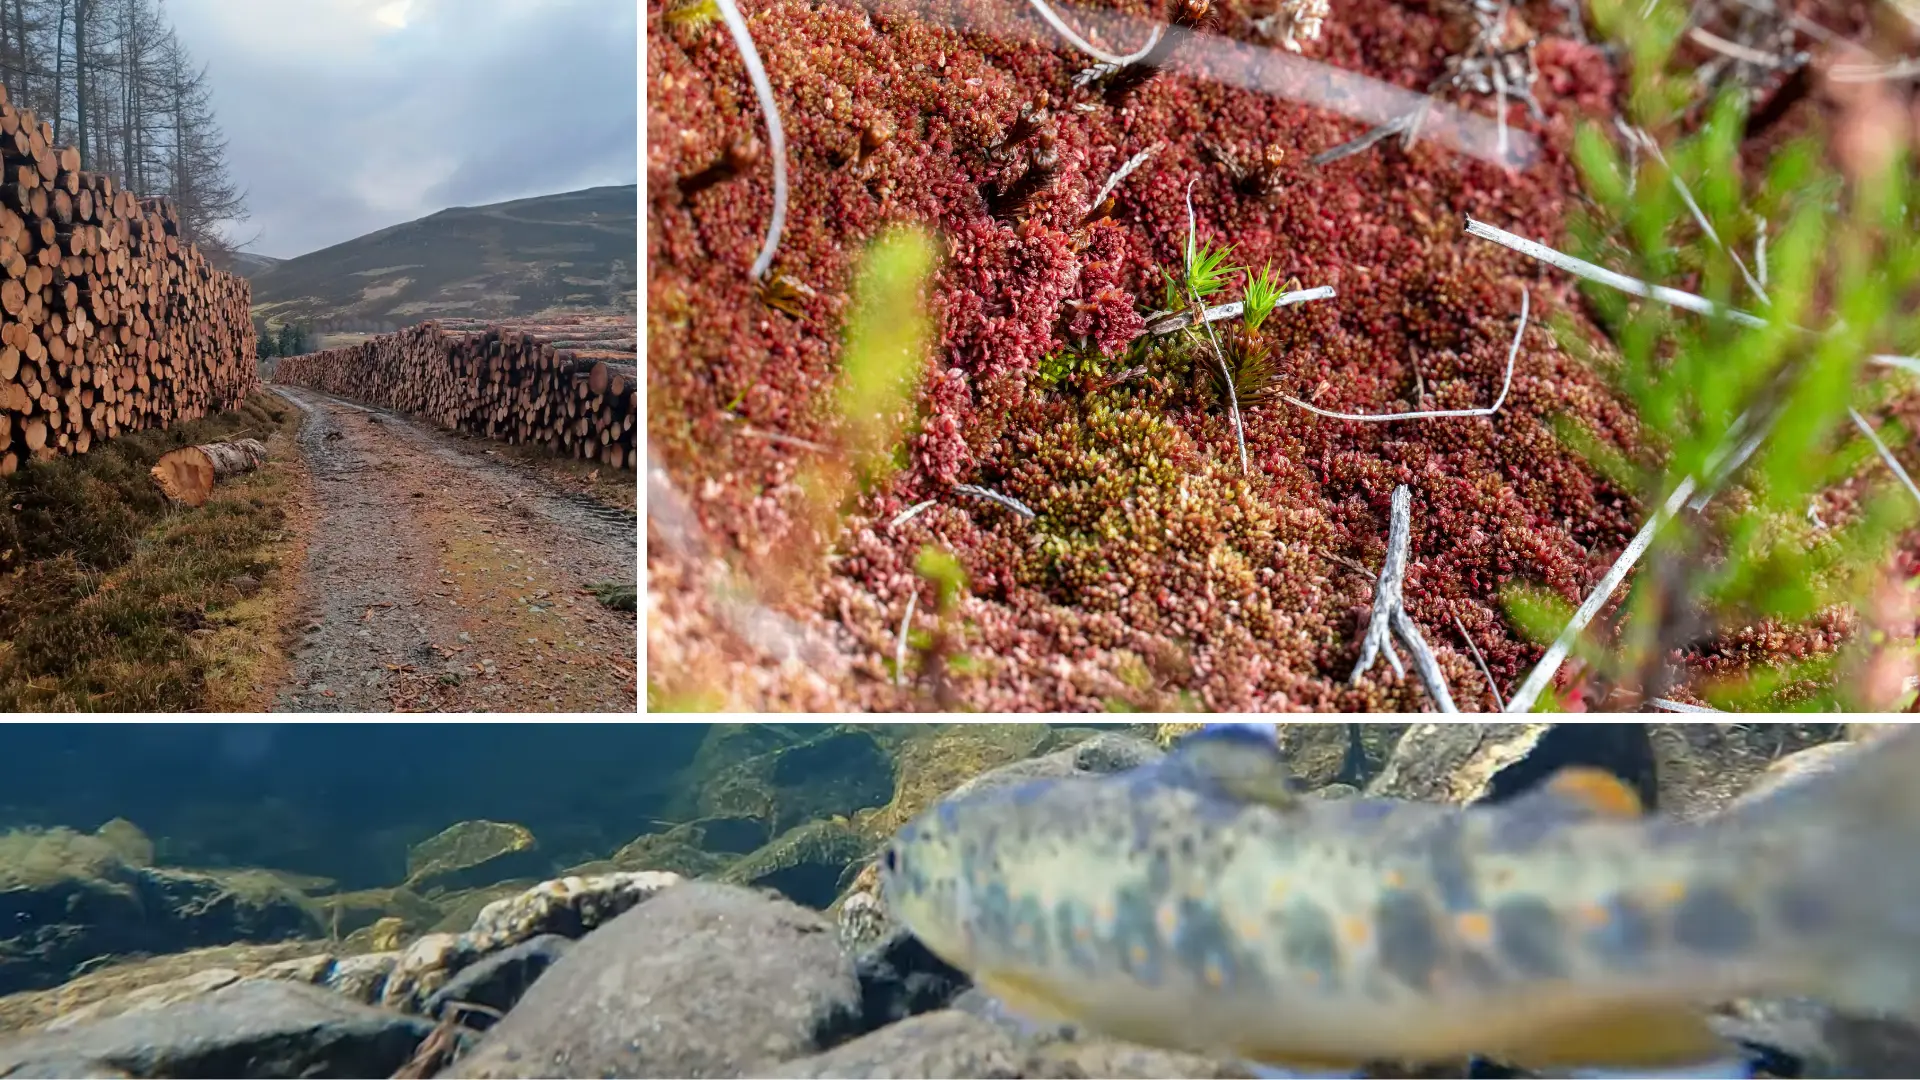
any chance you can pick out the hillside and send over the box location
[249,185,637,328]
[218,251,285,277]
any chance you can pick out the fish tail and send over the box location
[1719,727,1920,1019]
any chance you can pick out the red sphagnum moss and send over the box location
[647,0,1914,711]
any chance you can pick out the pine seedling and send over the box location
[1241,262,1286,334]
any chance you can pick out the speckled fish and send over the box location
[878,723,1920,1074]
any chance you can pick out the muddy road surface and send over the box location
[271,386,636,711]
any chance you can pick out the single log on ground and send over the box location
[150,437,268,507]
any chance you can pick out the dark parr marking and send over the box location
[1111,885,1167,986]
[1423,814,1481,913]
[1054,900,1102,974]
[1277,898,1342,991]
[1672,884,1757,956]
[1173,896,1252,993]
[1770,879,1831,936]
[1584,893,1656,970]
[1374,888,1443,992]
[1493,895,1569,978]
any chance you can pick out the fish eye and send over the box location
[882,845,900,875]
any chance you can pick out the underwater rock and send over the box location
[852,724,1057,842]
[1020,1038,1261,1079]
[320,952,400,1005]
[463,870,683,950]
[1647,723,1847,820]
[445,881,862,1079]
[0,978,434,1079]
[853,926,970,1030]
[37,968,246,1031]
[403,821,542,894]
[1367,724,1660,808]
[0,828,322,996]
[682,725,897,837]
[316,886,449,940]
[607,818,758,878]
[766,1009,1025,1079]
[0,942,327,1034]
[721,818,870,910]
[420,934,571,1028]
[380,933,473,1012]
[946,731,1163,802]
[834,861,891,952]
[1712,995,1920,1078]
[427,882,545,936]
[90,820,152,867]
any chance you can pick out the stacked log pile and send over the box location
[272,314,637,470]
[0,86,257,476]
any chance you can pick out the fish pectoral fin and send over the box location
[973,968,1081,1028]
[1492,1004,1731,1071]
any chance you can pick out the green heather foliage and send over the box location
[838,225,938,494]
[1506,0,1920,710]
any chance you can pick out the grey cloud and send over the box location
[170,0,637,258]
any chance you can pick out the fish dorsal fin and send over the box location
[1509,767,1645,821]
[1165,723,1303,810]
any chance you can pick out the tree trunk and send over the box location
[150,437,267,506]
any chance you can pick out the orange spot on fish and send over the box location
[1269,878,1290,903]
[1575,902,1611,928]
[1234,915,1264,942]
[1130,943,1150,966]
[1652,881,1688,905]
[1544,767,1645,818]
[1383,869,1406,888]
[1156,901,1180,938]
[1339,915,1371,946]
[1204,960,1227,988]
[1454,910,1493,945]
[1095,900,1116,930]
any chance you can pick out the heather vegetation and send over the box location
[646,0,1920,712]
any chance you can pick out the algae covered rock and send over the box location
[722,818,870,909]
[402,820,541,893]
[1647,722,1846,819]
[687,725,899,837]
[853,724,1055,841]
[0,827,322,996]
[315,886,447,941]
[91,819,153,867]
[1367,723,1659,808]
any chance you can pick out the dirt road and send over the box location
[270,386,636,711]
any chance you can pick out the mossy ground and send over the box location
[649,0,1920,710]
[0,392,307,712]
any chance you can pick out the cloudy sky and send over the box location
[166,0,638,259]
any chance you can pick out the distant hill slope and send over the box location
[248,185,637,328]
[217,251,284,278]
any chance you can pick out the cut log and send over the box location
[0,88,256,475]
[150,438,268,507]
[272,314,636,469]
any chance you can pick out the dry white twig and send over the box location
[1828,56,1920,82]
[1873,354,1920,376]
[1465,217,1770,328]
[1649,697,1720,713]
[1620,123,1770,302]
[1504,475,1700,713]
[1453,613,1506,711]
[1284,287,1528,422]
[954,484,1036,519]
[1025,0,1162,65]
[736,426,833,453]
[1091,144,1160,211]
[1142,287,1336,335]
[895,590,918,687]
[1686,26,1789,68]
[1351,485,1458,711]
[1850,408,1920,508]
[891,499,938,528]
[713,0,788,281]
